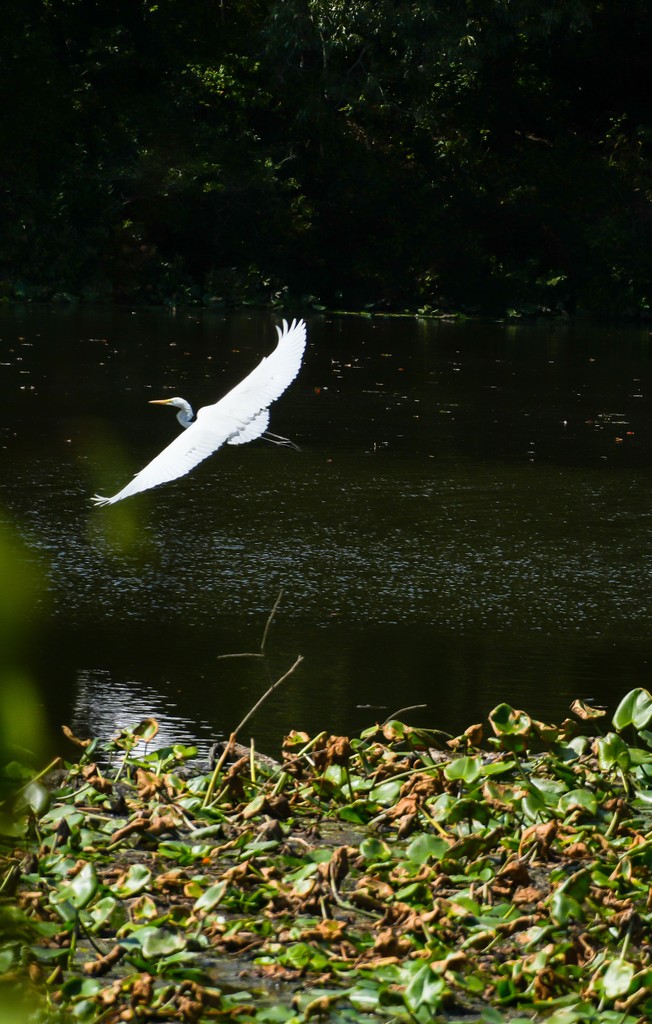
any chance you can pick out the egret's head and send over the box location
[149,396,195,429]
[149,397,185,408]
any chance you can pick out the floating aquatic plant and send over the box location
[1,689,652,1022]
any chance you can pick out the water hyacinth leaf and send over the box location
[0,949,14,973]
[450,894,481,916]
[406,834,449,865]
[570,698,607,721]
[293,877,317,898]
[531,719,561,744]
[194,882,226,913]
[255,1007,298,1023]
[242,793,268,819]
[558,868,590,901]
[566,736,590,756]
[86,895,126,931]
[488,704,532,735]
[446,796,488,825]
[157,841,213,863]
[110,863,151,897]
[488,705,532,750]
[322,764,348,792]
[428,792,456,821]
[359,836,393,861]
[549,891,584,925]
[123,926,187,959]
[521,792,548,821]
[597,733,631,771]
[131,894,160,921]
[393,880,427,903]
[280,942,328,971]
[133,718,160,742]
[628,747,652,765]
[404,962,445,1012]
[478,1010,508,1023]
[639,728,652,749]
[481,759,517,776]
[172,743,198,760]
[602,958,635,999]
[51,862,98,910]
[381,719,409,741]
[558,789,598,815]
[444,756,482,784]
[612,688,652,731]
[349,982,380,1012]
[369,778,403,805]
[41,805,84,829]
[60,977,103,999]
[21,780,50,817]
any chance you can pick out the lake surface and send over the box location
[2,307,652,758]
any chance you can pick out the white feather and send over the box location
[92,318,306,506]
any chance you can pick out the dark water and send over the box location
[2,307,652,757]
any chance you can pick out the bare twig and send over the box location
[202,654,304,807]
[218,588,284,660]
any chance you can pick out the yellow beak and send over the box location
[149,399,173,405]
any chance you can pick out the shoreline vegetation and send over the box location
[3,2,652,320]
[2,685,652,1023]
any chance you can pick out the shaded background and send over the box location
[2,0,652,315]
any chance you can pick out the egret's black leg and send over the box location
[262,431,301,451]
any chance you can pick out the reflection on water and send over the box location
[2,307,652,753]
[71,670,218,759]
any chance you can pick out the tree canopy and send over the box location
[2,0,652,315]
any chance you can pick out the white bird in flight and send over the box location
[92,318,307,506]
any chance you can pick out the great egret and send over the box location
[92,318,307,506]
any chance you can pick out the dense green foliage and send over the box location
[3,692,652,1021]
[2,0,652,314]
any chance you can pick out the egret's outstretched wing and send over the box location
[92,421,230,506]
[227,408,270,445]
[92,318,306,506]
[218,318,307,424]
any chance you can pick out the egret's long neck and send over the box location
[175,401,195,429]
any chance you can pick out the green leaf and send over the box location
[50,862,98,910]
[133,718,160,742]
[41,805,84,829]
[122,926,186,959]
[406,834,449,865]
[131,895,159,922]
[558,789,598,815]
[444,756,482,784]
[549,891,584,925]
[359,836,392,861]
[60,977,103,999]
[488,704,532,735]
[194,882,226,913]
[404,962,445,1011]
[478,1009,508,1024]
[481,760,517,777]
[22,781,50,817]
[0,949,15,973]
[85,896,126,931]
[427,793,456,821]
[602,958,635,998]
[349,982,380,1012]
[110,864,151,897]
[597,733,631,771]
[612,688,652,731]
[255,1007,299,1024]
[558,868,591,901]
[369,778,403,806]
